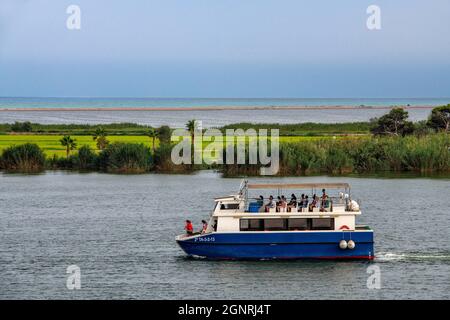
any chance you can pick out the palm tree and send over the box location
[186,119,198,167]
[147,128,159,153]
[60,135,77,158]
[186,119,197,143]
[93,127,109,150]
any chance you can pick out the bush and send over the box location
[73,145,97,170]
[46,154,73,169]
[371,108,414,136]
[0,143,45,172]
[10,121,33,132]
[427,104,450,132]
[158,125,172,144]
[97,142,152,173]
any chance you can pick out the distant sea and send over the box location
[0,97,448,127]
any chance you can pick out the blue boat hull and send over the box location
[177,231,374,260]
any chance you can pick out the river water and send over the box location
[0,171,449,299]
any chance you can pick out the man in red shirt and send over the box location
[185,220,193,235]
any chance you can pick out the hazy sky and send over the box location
[0,0,449,97]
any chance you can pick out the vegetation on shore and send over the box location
[0,120,373,136]
[0,143,45,172]
[0,105,448,175]
[222,133,449,176]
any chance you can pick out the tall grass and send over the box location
[97,142,153,173]
[1,134,448,175]
[73,145,97,170]
[222,134,450,176]
[152,142,192,172]
[0,143,45,172]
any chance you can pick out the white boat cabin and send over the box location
[206,181,365,234]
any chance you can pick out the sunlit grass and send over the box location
[0,134,368,157]
[0,135,153,157]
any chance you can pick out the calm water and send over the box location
[0,171,449,299]
[1,97,449,127]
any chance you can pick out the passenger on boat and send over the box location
[287,194,297,212]
[298,194,305,208]
[309,194,318,211]
[200,220,208,234]
[275,196,281,212]
[185,220,194,235]
[265,195,276,212]
[320,194,330,212]
[278,195,287,212]
[257,195,264,206]
[303,195,309,209]
[257,195,265,212]
[321,189,327,201]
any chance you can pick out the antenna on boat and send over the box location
[238,179,248,195]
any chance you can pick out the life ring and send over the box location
[339,225,350,230]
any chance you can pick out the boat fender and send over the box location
[339,240,348,250]
[347,240,356,250]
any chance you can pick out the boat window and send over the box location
[240,219,264,231]
[311,218,334,230]
[220,203,240,210]
[288,218,309,230]
[240,219,249,230]
[240,218,335,231]
[264,219,287,231]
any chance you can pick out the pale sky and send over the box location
[0,0,449,97]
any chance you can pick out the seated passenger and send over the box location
[303,195,309,209]
[265,195,276,212]
[320,195,330,212]
[309,193,318,211]
[287,194,297,212]
[298,194,305,210]
[256,195,264,206]
[276,196,282,212]
[278,195,287,212]
[256,195,265,212]
[185,220,193,235]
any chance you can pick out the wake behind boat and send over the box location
[176,181,374,260]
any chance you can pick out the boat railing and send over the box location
[246,196,354,213]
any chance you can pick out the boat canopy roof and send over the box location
[247,183,350,189]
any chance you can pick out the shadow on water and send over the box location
[176,255,374,266]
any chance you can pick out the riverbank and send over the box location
[0,133,448,175]
[1,105,449,175]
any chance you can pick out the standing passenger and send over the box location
[185,220,193,235]
[200,220,208,234]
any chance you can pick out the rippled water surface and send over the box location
[1,171,449,299]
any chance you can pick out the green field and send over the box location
[0,135,153,157]
[0,134,362,157]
